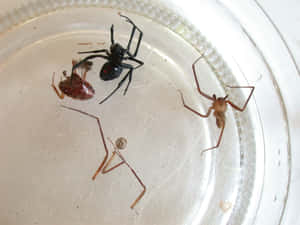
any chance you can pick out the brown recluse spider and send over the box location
[61,105,146,209]
[178,55,255,154]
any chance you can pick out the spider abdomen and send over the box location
[100,62,123,81]
[214,111,226,128]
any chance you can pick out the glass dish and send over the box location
[0,1,290,225]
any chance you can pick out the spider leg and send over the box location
[72,54,109,79]
[78,49,109,54]
[98,73,130,104]
[124,57,144,69]
[123,70,132,95]
[119,14,143,57]
[201,124,225,155]
[72,54,109,71]
[98,58,143,104]
[60,105,109,180]
[127,26,136,53]
[114,149,146,209]
[178,90,213,117]
[102,151,125,174]
[192,56,214,101]
[122,58,144,95]
[226,86,254,111]
[101,138,125,173]
[51,73,64,99]
[120,63,135,95]
[110,24,115,45]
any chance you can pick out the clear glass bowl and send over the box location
[0,1,290,225]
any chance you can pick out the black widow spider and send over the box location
[71,13,144,104]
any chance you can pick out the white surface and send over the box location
[0,1,299,225]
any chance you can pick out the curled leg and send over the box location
[60,105,109,180]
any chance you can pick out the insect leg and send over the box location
[51,73,64,99]
[115,150,146,209]
[60,105,109,180]
[102,151,125,174]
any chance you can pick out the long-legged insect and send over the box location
[179,56,254,154]
[61,105,146,209]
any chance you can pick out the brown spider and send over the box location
[61,105,146,209]
[179,56,254,154]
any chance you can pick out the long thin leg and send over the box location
[110,24,115,45]
[98,72,130,104]
[192,56,214,101]
[123,57,144,69]
[119,14,143,57]
[72,54,109,73]
[51,73,64,99]
[60,105,109,180]
[115,150,146,209]
[126,25,136,53]
[120,62,135,95]
[178,90,213,117]
[226,86,255,111]
[78,49,109,54]
[102,151,125,174]
[201,124,225,155]
[123,71,132,95]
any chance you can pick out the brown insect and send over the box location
[179,56,254,154]
[51,60,95,100]
[61,105,146,209]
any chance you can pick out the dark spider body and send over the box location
[72,14,144,104]
[59,73,95,100]
[100,44,126,81]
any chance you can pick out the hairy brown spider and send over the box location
[179,56,254,154]
[61,105,146,209]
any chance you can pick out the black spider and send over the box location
[71,14,144,104]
